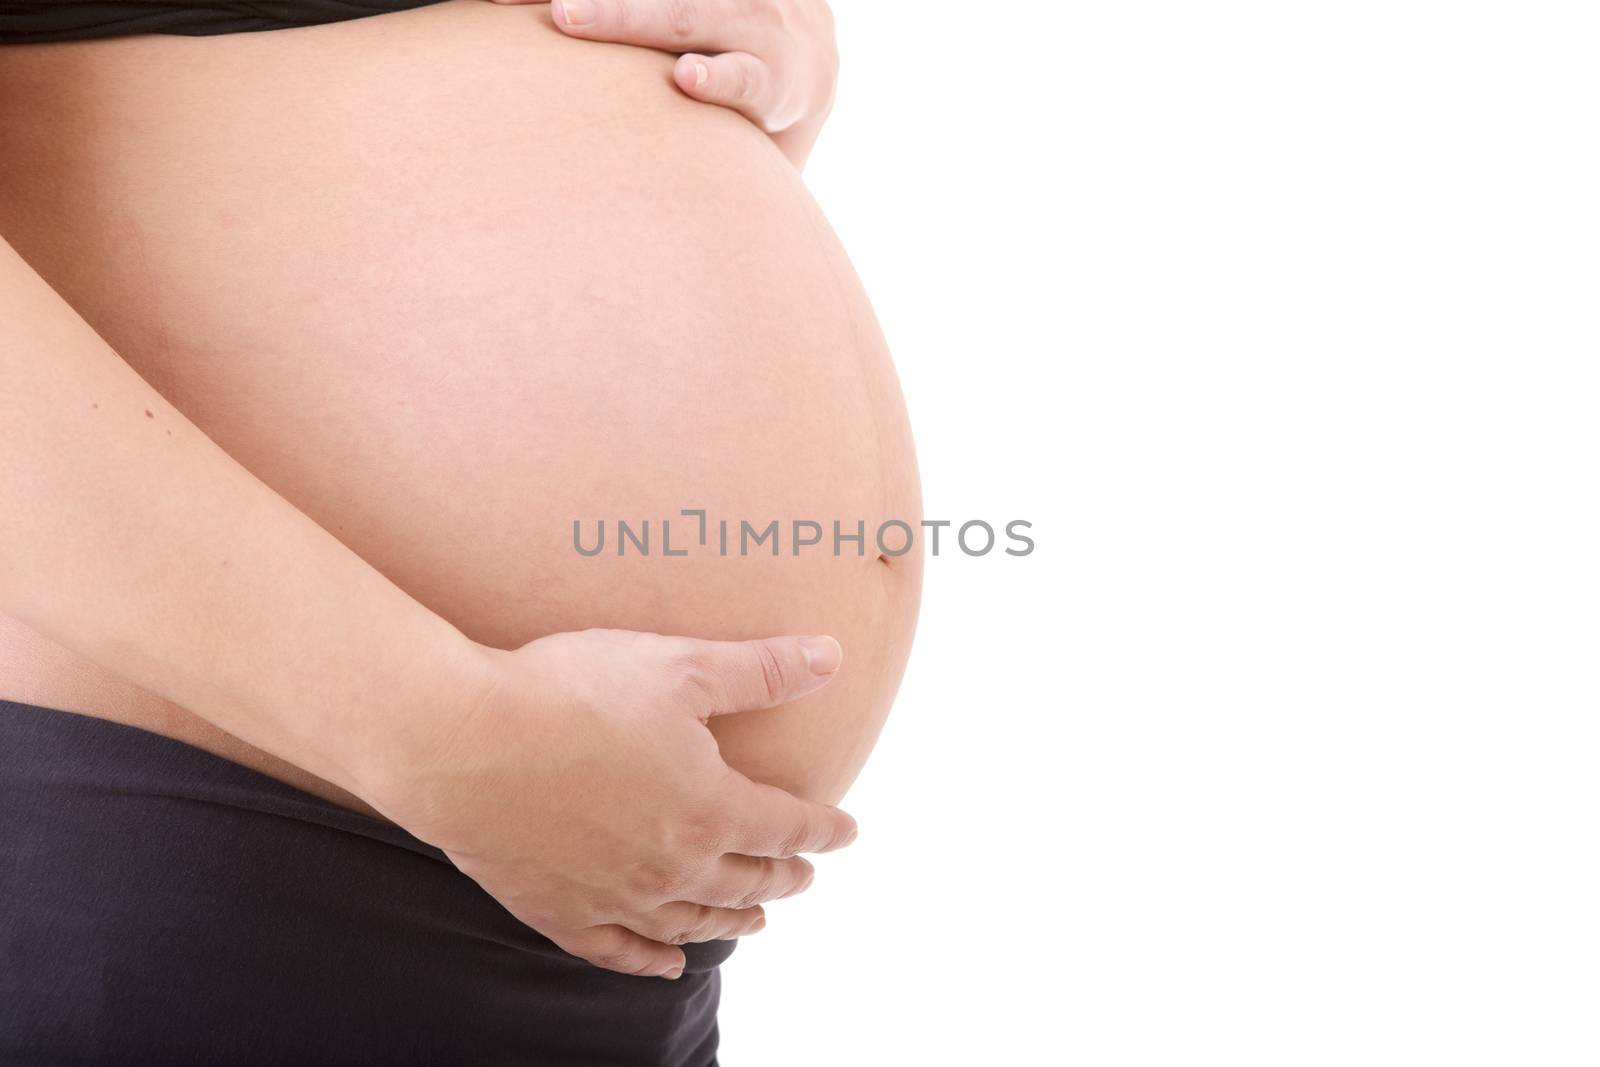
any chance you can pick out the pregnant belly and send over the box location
[0,0,921,808]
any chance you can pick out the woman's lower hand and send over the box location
[371,627,856,979]
[493,0,839,169]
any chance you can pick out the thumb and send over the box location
[678,635,842,718]
[673,53,776,127]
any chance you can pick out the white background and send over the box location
[720,3,1600,1064]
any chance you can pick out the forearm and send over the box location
[0,234,488,803]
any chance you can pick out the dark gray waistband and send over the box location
[0,698,727,1067]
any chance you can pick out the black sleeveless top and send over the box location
[0,0,446,42]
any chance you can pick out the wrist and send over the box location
[341,627,505,821]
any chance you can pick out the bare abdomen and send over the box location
[0,0,920,807]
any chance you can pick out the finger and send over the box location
[677,634,842,718]
[642,900,767,944]
[548,924,688,979]
[691,853,815,909]
[674,52,775,125]
[550,0,745,52]
[722,772,858,858]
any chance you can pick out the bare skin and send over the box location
[0,0,919,976]
[524,0,842,168]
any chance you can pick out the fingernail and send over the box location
[800,636,842,675]
[556,0,595,26]
[693,61,709,88]
[842,824,859,846]
[752,914,767,932]
[663,967,683,980]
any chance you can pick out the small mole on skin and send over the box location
[91,403,98,410]
[144,409,154,418]
[166,430,173,436]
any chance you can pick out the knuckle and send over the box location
[734,861,775,909]
[581,931,635,971]
[748,0,783,33]
[741,64,766,106]
[775,821,810,858]
[680,805,729,855]
[752,640,786,701]
[628,860,682,901]
[665,646,721,706]
[682,665,722,707]
[651,905,709,946]
[682,912,717,944]
[664,0,696,39]
[588,947,633,970]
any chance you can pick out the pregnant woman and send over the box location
[0,0,920,1063]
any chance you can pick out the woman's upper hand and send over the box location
[493,0,840,169]
[371,628,858,979]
